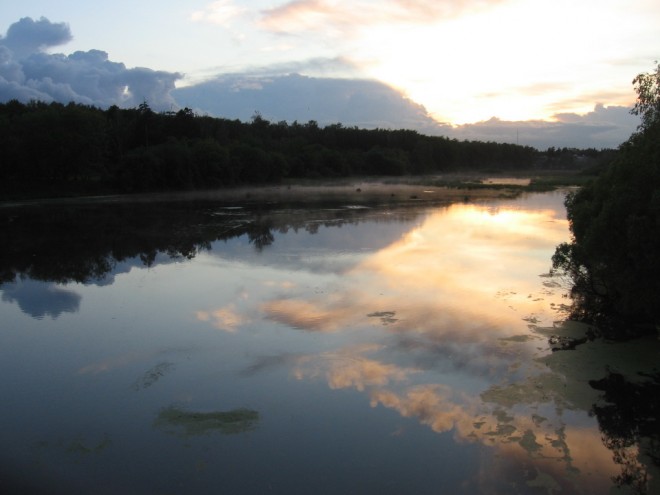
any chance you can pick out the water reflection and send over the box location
[588,352,660,493]
[271,332,620,493]
[1,191,658,493]
[1,279,81,318]
[230,195,629,492]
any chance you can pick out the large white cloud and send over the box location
[0,17,181,111]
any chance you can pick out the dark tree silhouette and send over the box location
[552,62,660,336]
[0,98,606,200]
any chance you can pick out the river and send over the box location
[1,189,658,494]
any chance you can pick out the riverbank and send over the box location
[1,172,589,208]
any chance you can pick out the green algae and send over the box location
[532,414,547,427]
[155,406,259,436]
[493,408,514,423]
[519,430,543,454]
[366,311,398,325]
[480,372,570,410]
[526,469,561,493]
[133,361,175,391]
[66,434,111,455]
[487,424,517,437]
[499,334,538,343]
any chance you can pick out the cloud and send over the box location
[447,104,640,149]
[196,305,246,332]
[259,0,504,34]
[1,279,81,319]
[292,344,414,391]
[0,17,181,111]
[190,0,247,25]
[173,69,637,148]
[0,16,638,149]
[173,71,442,131]
[370,384,466,433]
[1,16,72,59]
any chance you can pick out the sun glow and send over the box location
[350,0,641,123]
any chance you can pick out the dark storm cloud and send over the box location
[0,17,181,111]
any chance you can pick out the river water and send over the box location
[1,190,658,494]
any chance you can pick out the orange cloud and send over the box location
[261,202,570,343]
[293,344,415,390]
[281,338,619,490]
[370,384,466,432]
[196,304,245,332]
[259,0,505,35]
[262,298,346,332]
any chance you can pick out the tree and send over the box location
[552,62,660,337]
[632,61,660,131]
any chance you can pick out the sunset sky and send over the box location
[1,0,659,147]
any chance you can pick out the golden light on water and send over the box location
[258,202,570,341]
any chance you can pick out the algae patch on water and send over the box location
[155,406,259,436]
[133,361,175,391]
[367,311,398,325]
[65,434,112,455]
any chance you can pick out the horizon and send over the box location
[1,1,658,149]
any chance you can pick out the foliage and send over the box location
[553,62,660,336]
[632,61,660,131]
[0,99,605,199]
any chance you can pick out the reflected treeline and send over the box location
[247,221,275,252]
[0,200,423,285]
[590,371,660,494]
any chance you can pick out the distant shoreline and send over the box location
[1,172,586,208]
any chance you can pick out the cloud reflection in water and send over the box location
[275,199,614,489]
[197,194,620,491]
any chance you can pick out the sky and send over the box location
[1,0,658,148]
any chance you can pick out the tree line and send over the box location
[0,99,605,198]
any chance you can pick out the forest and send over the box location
[0,99,606,199]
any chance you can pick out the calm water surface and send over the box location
[1,190,658,494]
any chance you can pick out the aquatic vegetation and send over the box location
[133,361,175,391]
[66,434,112,455]
[155,406,259,436]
